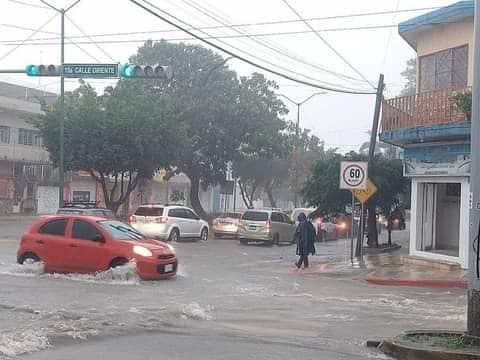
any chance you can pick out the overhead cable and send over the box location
[128,0,375,94]
[280,0,375,89]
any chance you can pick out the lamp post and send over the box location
[278,92,327,207]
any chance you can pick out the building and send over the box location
[380,0,473,268]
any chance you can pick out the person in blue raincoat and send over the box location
[295,213,316,269]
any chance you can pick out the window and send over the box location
[168,208,185,218]
[39,219,67,236]
[23,165,36,177]
[241,211,269,222]
[72,220,103,241]
[271,213,283,223]
[0,126,10,144]
[134,206,163,217]
[419,46,468,92]
[99,220,144,241]
[72,191,90,203]
[184,209,199,219]
[18,129,42,146]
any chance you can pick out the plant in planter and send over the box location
[452,90,472,121]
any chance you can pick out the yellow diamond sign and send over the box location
[354,179,378,204]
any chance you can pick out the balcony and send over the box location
[380,87,471,145]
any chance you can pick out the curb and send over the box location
[367,278,467,289]
[380,330,480,360]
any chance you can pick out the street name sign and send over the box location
[354,179,378,203]
[339,161,368,190]
[62,63,118,78]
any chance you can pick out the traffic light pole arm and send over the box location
[0,69,28,73]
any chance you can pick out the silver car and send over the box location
[238,209,296,245]
[130,204,209,242]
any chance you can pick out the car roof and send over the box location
[38,214,110,222]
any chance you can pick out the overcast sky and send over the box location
[1,0,457,152]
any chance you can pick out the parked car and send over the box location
[130,204,209,242]
[56,202,117,219]
[238,209,296,245]
[212,212,243,238]
[16,215,177,280]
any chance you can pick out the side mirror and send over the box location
[94,234,104,242]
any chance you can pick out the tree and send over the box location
[34,83,176,214]
[129,41,288,219]
[400,58,416,96]
[302,151,408,247]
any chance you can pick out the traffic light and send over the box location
[119,64,172,79]
[25,64,61,76]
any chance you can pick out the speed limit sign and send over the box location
[340,161,368,190]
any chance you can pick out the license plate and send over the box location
[248,225,257,231]
[164,264,173,272]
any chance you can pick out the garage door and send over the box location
[37,186,59,214]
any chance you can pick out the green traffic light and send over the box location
[120,64,135,78]
[25,64,40,76]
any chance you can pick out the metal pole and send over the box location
[58,9,65,208]
[468,0,480,338]
[351,192,354,264]
[233,177,237,213]
[360,202,364,263]
[0,69,27,73]
[294,103,300,208]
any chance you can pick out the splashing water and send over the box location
[0,329,49,357]
[180,302,213,320]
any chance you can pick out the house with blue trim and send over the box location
[380,0,473,268]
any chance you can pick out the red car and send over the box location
[16,215,178,280]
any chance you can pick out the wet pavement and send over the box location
[0,217,467,359]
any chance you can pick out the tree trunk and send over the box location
[188,173,209,220]
[266,186,277,208]
[366,202,378,248]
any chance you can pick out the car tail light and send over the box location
[265,221,272,229]
[213,219,219,226]
[156,216,168,224]
[129,215,136,223]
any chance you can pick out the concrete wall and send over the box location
[415,18,474,88]
[0,108,49,164]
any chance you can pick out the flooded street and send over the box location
[0,218,466,359]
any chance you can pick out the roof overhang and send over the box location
[399,0,474,50]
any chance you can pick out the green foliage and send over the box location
[452,90,472,121]
[446,335,466,350]
[34,83,176,213]
[302,151,408,216]
[400,58,416,96]
[170,190,186,203]
[127,40,288,218]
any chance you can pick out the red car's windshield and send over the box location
[98,220,145,241]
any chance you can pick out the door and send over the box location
[282,213,296,241]
[37,186,59,214]
[183,209,202,237]
[36,218,69,272]
[270,212,284,240]
[68,219,107,273]
[168,208,190,237]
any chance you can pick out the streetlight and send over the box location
[278,92,327,207]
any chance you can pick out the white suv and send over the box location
[130,204,209,242]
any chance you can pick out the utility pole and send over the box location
[278,92,327,208]
[40,0,81,208]
[468,0,480,338]
[356,74,384,256]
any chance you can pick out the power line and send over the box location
[381,0,402,70]
[65,14,117,63]
[66,37,102,62]
[5,0,50,9]
[0,24,403,45]
[280,0,375,89]
[128,0,375,94]
[140,0,367,93]
[178,0,367,86]
[0,12,58,62]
